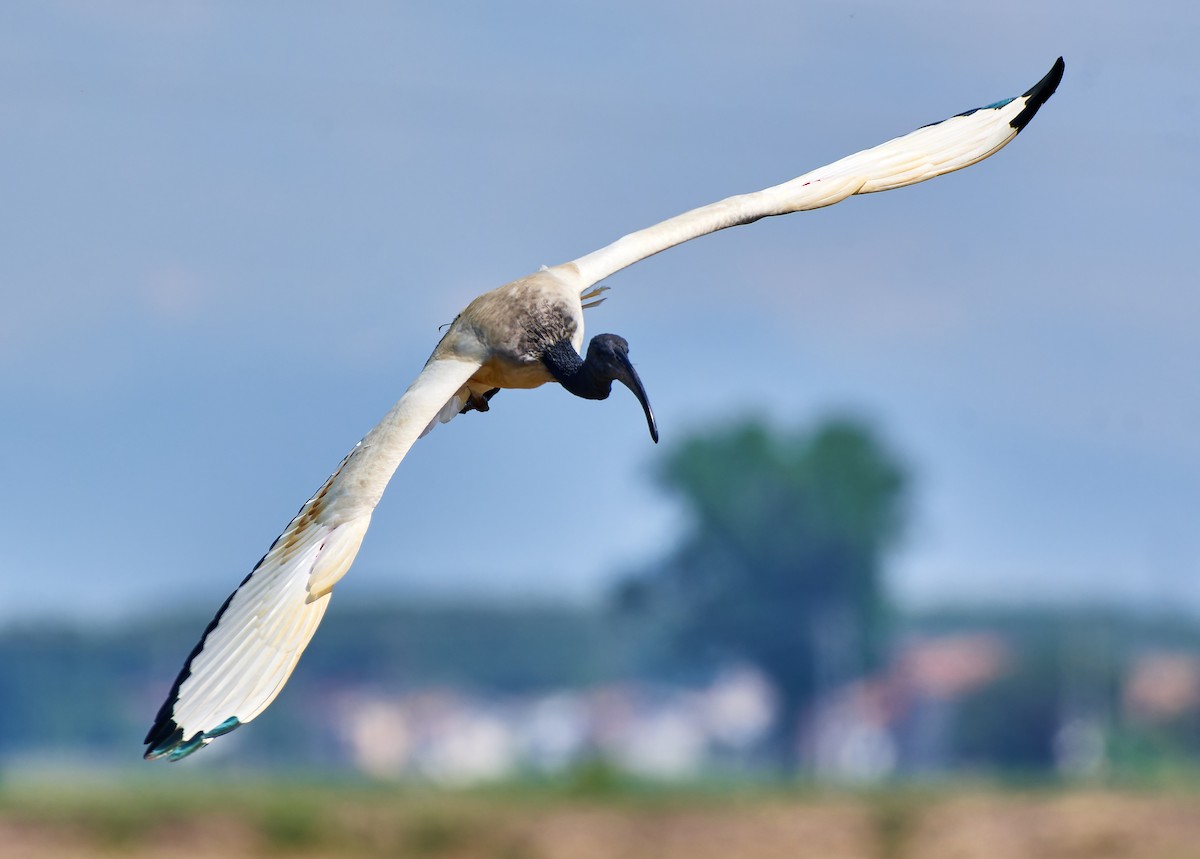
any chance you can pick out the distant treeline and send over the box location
[5,599,1200,772]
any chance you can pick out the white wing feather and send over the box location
[565,59,1063,288]
[145,352,482,760]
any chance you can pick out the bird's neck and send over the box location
[541,340,612,401]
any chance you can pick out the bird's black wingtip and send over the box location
[144,715,242,761]
[1011,57,1065,131]
[143,719,185,760]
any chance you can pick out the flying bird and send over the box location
[145,58,1064,761]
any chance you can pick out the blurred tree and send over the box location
[617,417,908,766]
[951,645,1062,770]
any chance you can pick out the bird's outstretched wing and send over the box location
[144,352,483,761]
[565,58,1063,288]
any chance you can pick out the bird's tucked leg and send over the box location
[459,388,500,415]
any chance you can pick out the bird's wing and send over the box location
[144,351,483,761]
[565,58,1063,289]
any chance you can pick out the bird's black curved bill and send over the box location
[616,354,659,443]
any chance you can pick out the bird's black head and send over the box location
[584,333,632,371]
[585,334,658,443]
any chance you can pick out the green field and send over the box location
[5,777,1200,859]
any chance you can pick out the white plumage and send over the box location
[145,58,1063,760]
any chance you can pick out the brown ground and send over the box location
[3,784,1200,859]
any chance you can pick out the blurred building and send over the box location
[329,666,776,783]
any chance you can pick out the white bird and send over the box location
[145,58,1063,760]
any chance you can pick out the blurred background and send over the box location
[3,1,1199,856]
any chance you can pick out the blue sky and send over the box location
[2,1,1197,623]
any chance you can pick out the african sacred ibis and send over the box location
[145,58,1064,761]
